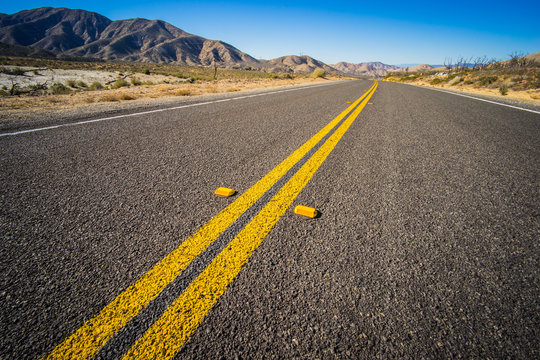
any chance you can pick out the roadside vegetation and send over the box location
[0,56,345,116]
[0,56,340,103]
[383,53,540,101]
[311,68,326,78]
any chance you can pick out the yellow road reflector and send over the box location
[215,187,236,197]
[294,205,318,218]
[368,102,373,105]
[346,101,352,103]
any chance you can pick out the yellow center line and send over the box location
[44,82,376,360]
[123,82,378,359]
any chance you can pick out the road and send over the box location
[1,80,538,359]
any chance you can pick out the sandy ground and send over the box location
[0,66,184,89]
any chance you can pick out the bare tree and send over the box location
[508,51,525,69]
[444,57,453,71]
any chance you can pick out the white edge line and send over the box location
[403,83,540,115]
[0,81,341,137]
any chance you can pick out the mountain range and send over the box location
[0,7,429,77]
[0,7,261,67]
[331,62,401,77]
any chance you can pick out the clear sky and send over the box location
[1,0,539,65]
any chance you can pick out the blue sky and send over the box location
[1,0,539,65]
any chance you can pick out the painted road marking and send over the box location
[93,100,359,358]
[43,82,377,360]
[93,91,363,358]
[1,82,344,137]
[122,82,378,359]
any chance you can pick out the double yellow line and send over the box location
[45,81,378,360]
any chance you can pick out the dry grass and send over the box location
[403,79,540,103]
[173,88,192,96]
[384,67,540,104]
[1,76,341,119]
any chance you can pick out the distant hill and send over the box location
[525,51,540,62]
[389,64,434,73]
[266,55,337,74]
[332,61,399,77]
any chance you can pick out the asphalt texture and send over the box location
[1,80,539,359]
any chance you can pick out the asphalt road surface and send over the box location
[1,79,538,359]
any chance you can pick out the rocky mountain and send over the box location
[0,7,110,52]
[0,41,56,58]
[266,55,337,74]
[0,7,260,67]
[332,61,399,77]
[0,7,341,74]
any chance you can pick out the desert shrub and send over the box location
[192,75,210,82]
[281,73,294,79]
[88,81,103,90]
[431,78,443,85]
[499,85,508,95]
[464,80,474,85]
[0,66,26,75]
[111,79,129,89]
[174,88,192,96]
[477,76,498,86]
[66,79,77,88]
[143,80,154,85]
[28,83,48,94]
[77,81,88,88]
[12,67,25,76]
[311,68,326,78]
[50,83,71,94]
[401,75,420,81]
[119,93,135,100]
[142,68,150,75]
[130,77,142,86]
[100,93,119,102]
